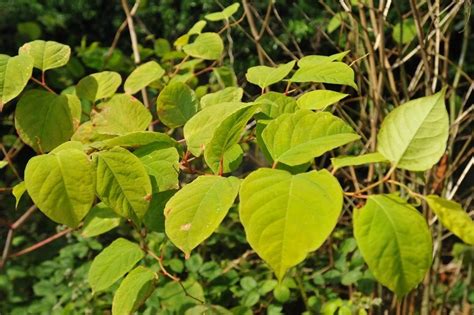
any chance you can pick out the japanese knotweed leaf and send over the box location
[76,71,122,102]
[297,51,350,67]
[24,148,95,227]
[205,3,240,21]
[156,82,198,128]
[94,147,152,222]
[331,152,388,169]
[97,131,177,150]
[296,90,348,110]
[81,202,121,238]
[246,61,295,89]
[204,105,258,174]
[377,89,449,171]
[124,61,165,94]
[18,40,70,71]
[239,168,343,281]
[183,32,224,60]
[112,266,156,315]
[165,175,241,257]
[255,92,298,120]
[200,87,243,108]
[12,181,26,208]
[426,195,474,245]
[353,194,432,296]
[88,238,144,293]
[290,61,357,89]
[0,54,33,110]
[262,110,360,166]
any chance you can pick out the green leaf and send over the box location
[200,87,243,108]
[18,40,70,71]
[262,110,360,166]
[0,54,33,111]
[24,149,95,227]
[186,305,232,315]
[157,278,205,310]
[112,266,156,315]
[95,147,152,222]
[15,90,75,152]
[81,202,121,238]
[426,195,474,245]
[327,12,349,33]
[98,131,177,149]
[50,140,84,153]
[291,62,357,89]
[392,19,417,45]
[144,190,175,233]
[134,142,180,192]
[296,90,349,110]
[353,194,432,296]
[184,102,251,156]
[188,20,207,35]
[331,152,388,169]
[0,161,7,169]
[246,61,295,89]
[183,32,224,60]
[255,92,298,119]
[165,175,240,256]
[205,3,240,21]
[239,168,343,280]
[156,82,198,128]
[91,94,152,135]
[377,89,449,171]
[204,105,257,174]
[12,181,26,208]
[297,51,350,68]
[76,71,122,102]
[88,238,144,293]
[124,61,165,94]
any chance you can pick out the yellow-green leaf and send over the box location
[331,152,388,169]
[200,87,243,108]
[0,54,33,111]
[81,202,121,238]
[157,82,198,128]
[183,32,224,60]
[296,90,348,110]
[124,61,165,94]
[290,61,357,89]
[76,71,122,102]
[246,61,295,89]
[18,40,70,71]
[205,3,240,21]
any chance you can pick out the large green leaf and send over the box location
[81,202,121,238]
[18,40,70,71]
[98,131,177,149]
[183,102,251,156]
[88,238,144,293]
[353,194,432,296]
[91,94,152,135]
[331,152,388,169]
[95,147,152,222]
[15,90,75,152]
[76,71,122,102]
[156,82,198,128]
[262,110,360,166]
[377,89,449,171]
[200,87,243,108]
[24,148,95,227]
[290,61,357,89]
[246,61,296,90]
[0,54,33,111]
[426,195,474,245]
[296,90,348,110]
[183,32,224,60]
[134,142,180,192]
[205,3,240,21]
[165,175,240,256]
[124,61,165,94]
[255,92,298,119]
[239,168,343,280]
[204,105,257,174]
[112,266,156,315]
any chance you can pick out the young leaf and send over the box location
[296,90,349,110]
[156,82,198,128]
[255,92,298,119]
[377,89,449,171]
[18,40,70,71]
[426,195,474,245]
[165,175,241,257]
[353,194,432,296]
[200,87,243,108]
[297,51,350,67]
[204,105,258,174]
[12,181,26,208]
[246,61,295,90]
[290,61,357,89]
[76,71,122,102]
[24,148,95,227]
[91,94,152,135]
[112,266,156,315]
[331,152,388,169]
[239,168,343,281]
[262,110,360,166]
[205,3,240,21]
[81,202,121,238]
[95,147,152,222]
[15,90,75,152]
[183,32,224,60]
[88,238,144,293]
[0,54,33,111]
[124,61,165,94]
